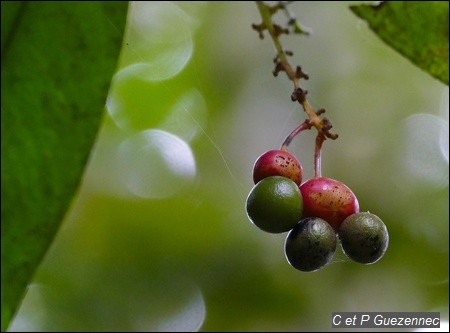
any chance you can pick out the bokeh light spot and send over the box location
[154,287,205,332]
[120,1,193,81]
[117,129,196,199]
[401,113,449,188]
[106,67,177,131]
[160,88,208,142]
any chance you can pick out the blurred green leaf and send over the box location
[350,1,449,85]
[1,2,128,330]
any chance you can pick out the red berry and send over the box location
[299,177,359,231]
[253,150,303,185]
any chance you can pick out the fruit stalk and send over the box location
[314,133,325,178]
[280,120,311,150]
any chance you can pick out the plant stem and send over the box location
[255,2,298,85]
[254,1,338,139]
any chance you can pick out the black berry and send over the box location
[284,217,337,272]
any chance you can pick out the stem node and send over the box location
[295,66,309,80]
[316,108,326,116]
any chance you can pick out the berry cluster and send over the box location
[246,148,389,272]
[249,1,388,272]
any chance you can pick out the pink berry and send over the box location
[299,177,359,231]
[253,150,303,185]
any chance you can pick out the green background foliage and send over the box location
[2,2,448,331]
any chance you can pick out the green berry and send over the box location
[339,212,389,264]
[284,217,337,272]
[246,176,303,233]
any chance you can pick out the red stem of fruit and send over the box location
[314,133,325,178]
[280,120,311,151]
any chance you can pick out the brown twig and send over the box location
[253,1,338,141]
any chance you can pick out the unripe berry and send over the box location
[246,176,303,233]
[299,177,359,231]
[253,149,303,185]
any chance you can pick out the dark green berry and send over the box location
[339,212,389,264]
[284,217,337,272]
[246,176,303,233]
